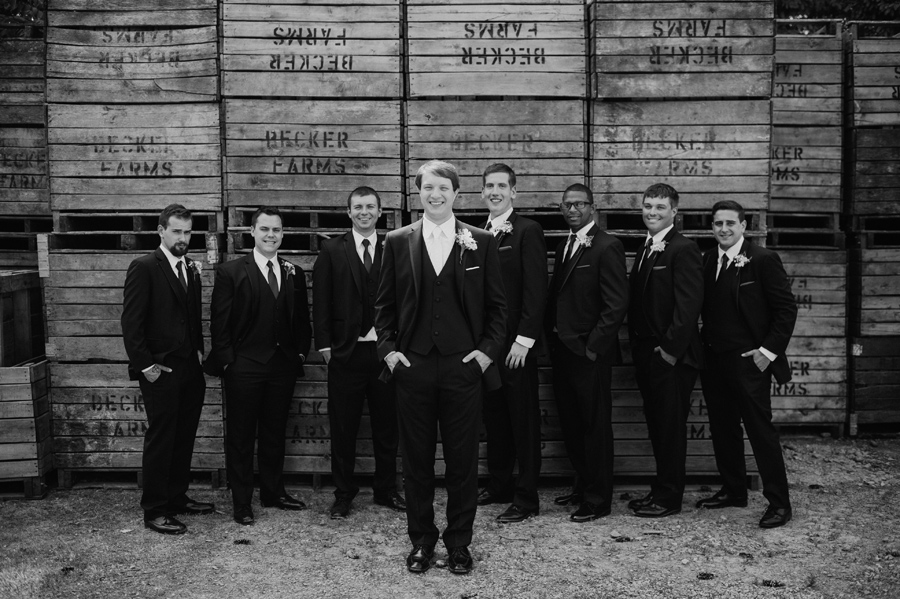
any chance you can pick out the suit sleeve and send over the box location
[121,259,154,373]
[516,221,548,341]
[209,263,237,367]
[374,234,399,361]
[293,266,313,358]
[478,233,508,363]
[586,238,629,357]
[311,249,332,351]
[759,251,798,356]
[661,241,704,359]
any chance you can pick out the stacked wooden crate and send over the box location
[848,22,900,431]
[43,0,224,486]
[221,0,404,477]
[0,15,51,268]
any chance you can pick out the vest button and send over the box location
[435,297,441,302]
[433,331,439,336]
[436,281,441,286]
[434,314,440,319]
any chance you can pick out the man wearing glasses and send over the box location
[545,184,628,522]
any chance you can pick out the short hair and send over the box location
[562,183,593,205]
[347,186,382,209]
[415,160,460,191]
[711,200,746,223]
[482,163,516,188]
[643,183,679,208]
[158,204,192,228]
[250,206,283,227]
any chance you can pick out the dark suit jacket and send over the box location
[545,224,629,360]
[374,219,508,390]
[491,212,547,345]
[701,239,798,385]
[312,231,383,363]
[205,253,312,377]
[121,248,204,381]
[628,227,704,369]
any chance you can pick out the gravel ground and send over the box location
[1,436,898,599]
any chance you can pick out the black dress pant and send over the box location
[327,341,399,500]
[224,351,297,509]
[701,347,791,509]
[483,345,541,511]
[393,348,482,549]
[138,353,206,520]
[550,335,614,507]
[632,337,697,509]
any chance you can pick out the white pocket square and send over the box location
[499,246,512,252]
[465,266,480,271]
[652,265,667,270]
[576,264,590,269]
[739,281,755,286]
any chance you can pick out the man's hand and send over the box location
[385,351,411,373]
[143,364,172,383]
[505,342,529,369]
[585,348,598,362]
[654,346,677,366]
[463,349,492,373]
[321,349,332,365]
[741,348,771,372]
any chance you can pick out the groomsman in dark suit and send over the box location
[475,164,547,523]
[546,184,629,522]
[206,207,312,526]
[375,160,507,574]
[313,186,406,520]
[697,200,797,529]
[122,204,213,535]
[627,183,704,519]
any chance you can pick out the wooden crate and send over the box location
[47,103,222,212]
[221,0,402,98]
[590,100,771,210]
[47,0,216,27]
[50,363,225,473]
[0,33,45,126]
[849,22,900,127]
[406,100,586,210]
[224,99,402,210]
[852,128,900,216]
[590,0,774,99]
[407,0,586,98]
[852,248,900,337]
[851,336,900,428]
[0,359,51,498]
[0,215,53,269]
[0,127,50,217]
[0,270,44,368]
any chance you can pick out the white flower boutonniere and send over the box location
[281,260,296,277]
[188,259,202,277]
[650,240,667,254]
[456,228,478,251]
[493,221,513,237]
[578,235,593,249]
[733,254,751,268]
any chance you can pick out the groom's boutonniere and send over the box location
[187,259,202,277]
[578,234,593,249]
[456,228,478,252]
[650,240,667,254]
[493,221,513,237]
[733,253,751,268]
[281,259,296,277]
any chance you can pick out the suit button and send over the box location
[434,314,440,319]
[433,331,439,336]
[436,281,441,286]
[435,297,441,302]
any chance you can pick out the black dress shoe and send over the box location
[447,546,473,575]
[144,515,187,535]
[633,502,681,519]
[233,506,254,525]
[496,504,538,523]
[261,494,306,511]
[627,492,654,511]
[330,497,352,519]
[759,505,792,529]
[553,491,583,506]
[171,500,215,516]
[476,488,510,506]
[570,502,611,522]
[373,491,407,512]
[696,489,748,509]
[406,545,434,574]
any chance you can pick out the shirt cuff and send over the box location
[515,335,535,349]
[759,347,777,362]
[141,365,155,373]
[318,347,331,353]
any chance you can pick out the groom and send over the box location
[375,160,507,575]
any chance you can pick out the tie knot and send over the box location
[362,238,370,248]
[721,253,729,265]
[266,260,274,269]
[177,261,184,271]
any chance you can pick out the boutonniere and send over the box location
[578,235,593,249]
[456,228,478,253]
[733,254,751,268]
[493,221,513,237]
[650,240,667,253]
[187,259,202,277]
[281,259,296,277]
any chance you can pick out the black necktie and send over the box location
[362,238,372,273]
[639,238,652,272]
[563,233,576,266]
[266,260,279,297]
[717,253,729,282]
[176,261,188,293]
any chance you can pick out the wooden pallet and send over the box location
[766,212,845,249]
[56,468,226,490]
[590,0,774,99]
[0,360,52,498]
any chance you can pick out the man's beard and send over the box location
[169,243,189,257]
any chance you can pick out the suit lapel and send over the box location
[640,227,676,295]
[155,248,187,307]
[242,253,260,319]
[281,257,295,324]
[495,211,516,245]
[374,233,384,271]
[407,222,423,300]
[343,231,363,297]
[557,224,597,291]
[733,239,753,310]
[455,223,466,307]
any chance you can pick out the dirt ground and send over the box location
[1,435,898,599]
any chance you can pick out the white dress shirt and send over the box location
[638,223,674,270]
[253,247,281,291]
[352,229,378,343]
[562,221,595,260]
[422,216,456,274]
